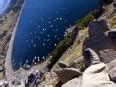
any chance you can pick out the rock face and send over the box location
[88,19,110,37]
[107,59,116,82]
[84,19,111,52]
[99,49,116,63]
[40,19,116,87]
[99,49,116,82]
[54,68,81,84]
[84,19,116,82]
[108,30,116,50]
[84,20,112,59]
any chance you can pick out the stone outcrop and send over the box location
[83,19,116,82]
[40,2,116,86]
[53,19,116,86]
[54,68,81,84]
[84,19,111,51]
[107,59,116,82]
[88,19,110,37]
[99,49,116,63]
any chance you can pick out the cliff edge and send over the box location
[39,1,116,87]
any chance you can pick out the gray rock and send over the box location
[58,61,70,68]
[108,30,116,50]
[54,68,81,84]
[88,19,110,37]
[107,59,116,82]
[99,49,116,63]
[83,20,116,83]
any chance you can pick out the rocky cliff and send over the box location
[39,1,116,87]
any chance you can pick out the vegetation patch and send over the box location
[48,28,78,69]
[76,13,94,28]
[48,9,103,69]
[111,18,116,28]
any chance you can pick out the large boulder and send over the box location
[99,49,116,63]
[108,30,116,50]
[58,61,70,68]
[83,20,116,83]
[107,59,116,82]
[54,68,81,84]
[88,19,110,37]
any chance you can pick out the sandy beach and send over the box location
[5,0,25,82]
[4,0,51,82]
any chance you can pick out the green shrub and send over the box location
[76,13,94,28]
[48,12,95,69]
[48,29,78,69]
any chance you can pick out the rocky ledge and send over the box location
[39,1,116,87]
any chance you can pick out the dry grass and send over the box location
[0,72,4,80]
[111,18,116,28]
[60,28,89,65]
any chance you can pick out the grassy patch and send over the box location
[76,13,95,28]
[111,18,116,28]
[48,28,78,69]
[0,72,4,80]
[48,12,95,69]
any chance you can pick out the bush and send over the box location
[48,28,78,69]
[76,13,94,28]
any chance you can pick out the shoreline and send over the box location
[4,0,50,82]
[3,0,109,84]
[39,1,115,86]
[5,0,25,82]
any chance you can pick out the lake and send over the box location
[12,0,100,70]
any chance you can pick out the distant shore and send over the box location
[4,0,110,83]
[5,0,25,82]
[4,0,50,82]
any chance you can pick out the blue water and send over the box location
[12,0,100,70]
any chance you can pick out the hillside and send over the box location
[39,1,116,87]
